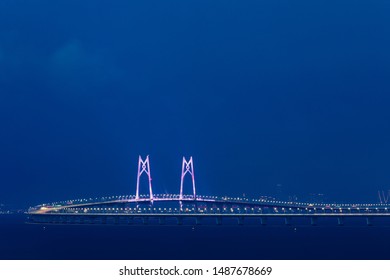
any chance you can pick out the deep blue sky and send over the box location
[1,0,390,207]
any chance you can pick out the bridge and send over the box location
[28,156,390,226]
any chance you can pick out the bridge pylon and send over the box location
[179,156,196,200]
[135,155,153,201]
[378,190,390,204]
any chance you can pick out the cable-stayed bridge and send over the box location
[28,156,390,226]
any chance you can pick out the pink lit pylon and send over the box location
[135,155,153,201]
[179,156,196,200]
[378,190,390,204]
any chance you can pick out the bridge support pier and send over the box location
[260,217,267,226]
[52,216,59,223]
[127,217,133,225]
[196,217,202,225]
[101,217,107,224]
[114,216,120,224]
[176,217,183,225]
[159,217,166,225]
[67,216,73,224]
[142,217,149,225]
[366,217,373,226]
[216,216,222,225]
[284,217,292,226]
[310,217,317,226]
[337,217,344,226]
[237,217,244,225]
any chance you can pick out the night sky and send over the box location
[1,0,390,208]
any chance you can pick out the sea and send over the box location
[1,214,390,260]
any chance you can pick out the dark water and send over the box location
[1,215,390,260]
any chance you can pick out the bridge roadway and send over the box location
[28,194,390,226]
[28,211,390,226]
[29,194,390,214]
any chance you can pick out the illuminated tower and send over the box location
[179,156,196,200]
[135,155,153,201]
[378,190,390,204]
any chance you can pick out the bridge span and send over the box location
[28,156,390,226]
